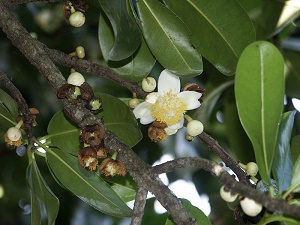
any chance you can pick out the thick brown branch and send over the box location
[131,187,147,225]
[153,157,300,219]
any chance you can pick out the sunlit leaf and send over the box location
[136,0,203,77]
[165,199,211,225]
[46,148,132,217]
[98,0,141,61]
[272,111,295,192]
[235,41,285,182]
[163,0,255,75]
[27,159,59,225]
[98,12,155,82]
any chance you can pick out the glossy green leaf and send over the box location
[136,0,203,77]
[98,0,141,61]
[165,199,211,225]
[30,189,41,225]
[272,111,295,192]
[0,88,18,130]
[47,111,79,155]
[291,134,300,165]
[104,175,136,202]
[96,93,142,148]
[291,149,300,192]
[46,148,132,217]
[235,41,285,182]
[47,94,142,153]
[98,12,155,82]
[27,159,59,225]
[163,0,255,76]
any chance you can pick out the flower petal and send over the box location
[133,102,151,119]
[140,109,155,125]
[168,116,184,130]
[165,127,178,135]
[145,92,159,104]
[158,70,180,95]
[178,91,202,110]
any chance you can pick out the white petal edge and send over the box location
[168,116,184,130]
[178,91,202,110]
[158,70,180,95]
[165,127,178,135]
[145,92,159,104]
[133,102,151,119]
[140,109,155,125]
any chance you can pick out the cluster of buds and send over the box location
[64,0,88,27]
[57,70,103,114]
[78,124,126,177]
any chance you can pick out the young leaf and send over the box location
[98,12,155,82]
[272,111,295,192]
[235,41,284,182]
[163,0,255,76]
[165,199,211,225]
[136,0,203,77]
[98,0,142,61]
[27,160,59,225]
[46,148,133,217]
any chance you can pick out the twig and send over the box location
[0,71,35,148]
[131,186,148,225]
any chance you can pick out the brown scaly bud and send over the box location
[78,147,98,171]
[148,121,168,142]
[96,146,107,158]
[80,82,94,101]
[99,158,126,177]
[181,83,205,103]
[80,124,105,149]
[16,108,39,128]
[57,83,81,100]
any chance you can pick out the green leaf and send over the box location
[27,159,59,225]
[0,88,18,130]
[272,111,295,192]
[47,111,79,156]
[136,0,203,77]
[291,149,300,192]
[98,0,141,61]
[96,93,142,148]
[165,199,211,225]
[30,189,41,225]
[46,148,132,217]
[104,175,136,202]
[163,0,255,76]
[98,12,155,82]
[285,50,300,99]
[291,134,300,165]
[235,41,285,182]
[47,94,142,151]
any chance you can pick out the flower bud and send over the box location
[67,72,85,86]
[219,185,238,202]
[142,77,156,92]
[186,120,204,136]
[128,98,140,109]
[240,197,262,217]
[69,11,85,27]
[76,46,85,58]
[246,162,259,177]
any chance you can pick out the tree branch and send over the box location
[131,186,148,225]
[153,157,300,219]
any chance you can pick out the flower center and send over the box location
[151,92,187,126]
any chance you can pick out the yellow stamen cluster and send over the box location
[151,92,186,126]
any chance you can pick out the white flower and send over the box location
[133,70,202,134]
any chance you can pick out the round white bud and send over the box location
[246,162,259,177]
[220,186,238,202]
[69,12,85,27]
[142,77,156,92]
[186,120,204,136]
[76,46,85,58]
[128,98,140,109]
[67,72,85,86]
[7,127,22,141]
[240,197,262,217]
